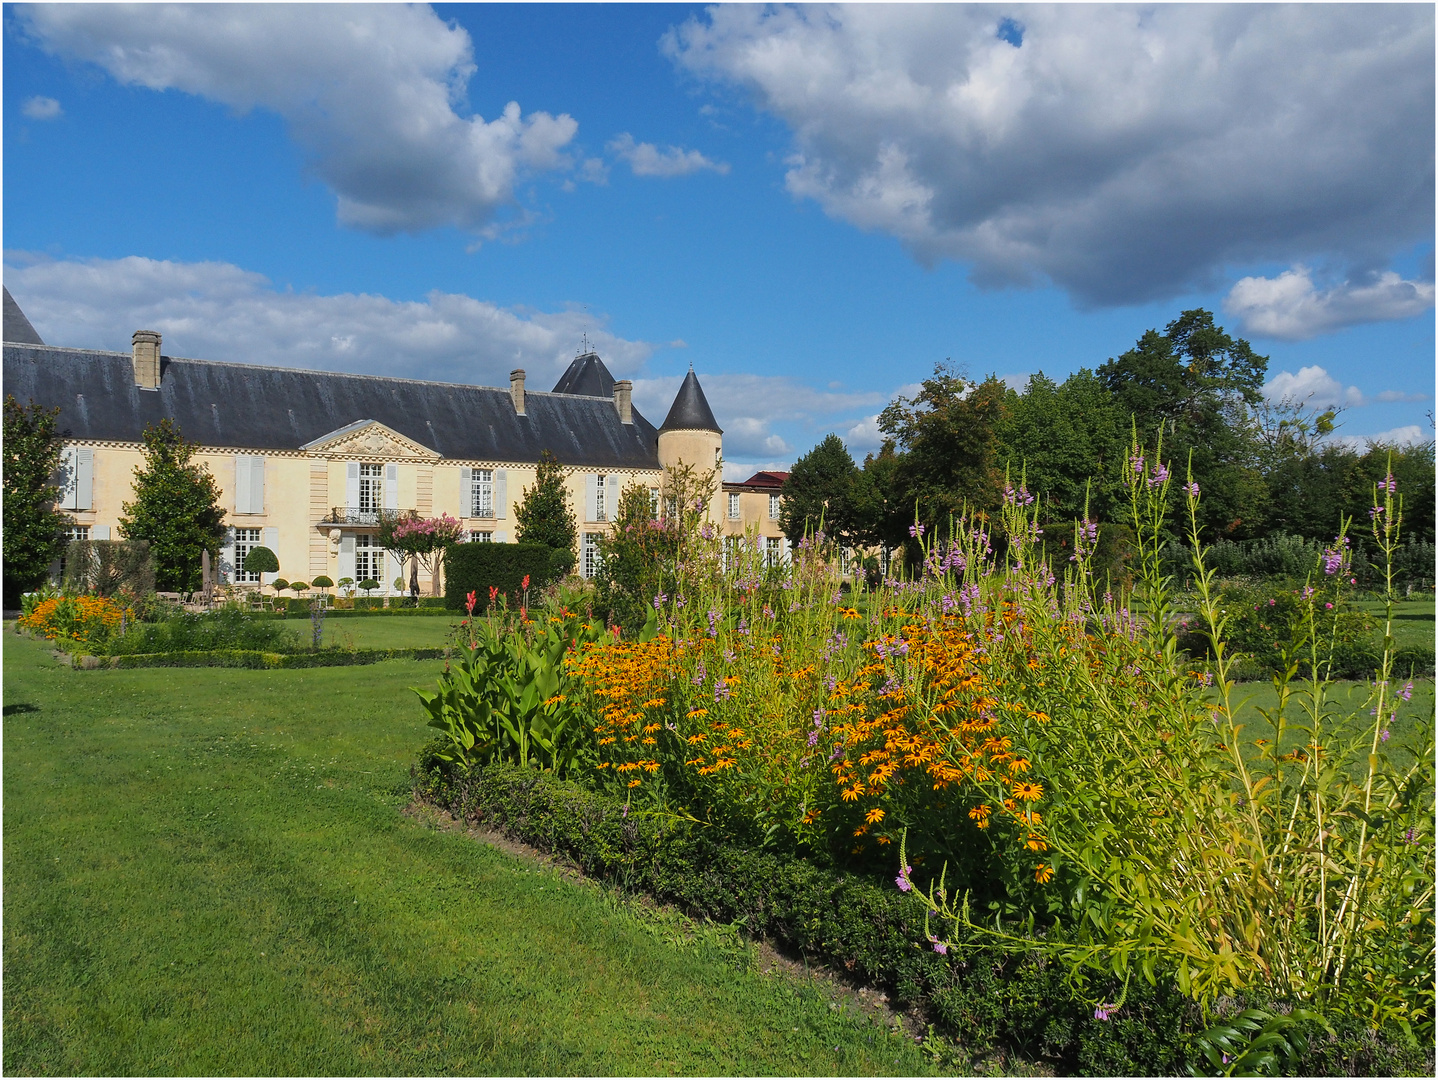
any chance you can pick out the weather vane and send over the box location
[579,332,592,356]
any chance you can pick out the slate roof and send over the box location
[551,352,615,397]
[3,287,44,345]
[660,369,722,433]
[2,344,664,470]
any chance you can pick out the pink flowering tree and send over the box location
[377,512,464,595]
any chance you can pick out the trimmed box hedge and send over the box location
[98,647,449,670]
[413,750,1430,1076]
[444,542,570,611]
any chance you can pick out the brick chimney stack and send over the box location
[132,330,162,390]
[510,368,526,416]
[613,379,633,424]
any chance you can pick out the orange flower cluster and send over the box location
[827,607,1063,857]
[566,634,678,788]
[19,595,129,649]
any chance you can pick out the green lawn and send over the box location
[316,614,462,650]
[1351,596,1435,651]
[3,628,930,1076]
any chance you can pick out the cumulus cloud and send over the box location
[15,4,577,234]
[1331,425,1433,451]
[665,5,1434,306]
[3,252,653,388]
[1225,266,1436,340]
[1262,365,1365,409]
[21,95,62,120]
[845,414,885,453]
[607,133,730,178]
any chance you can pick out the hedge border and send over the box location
[413,752,1430,1076]
[83,647,451,670]
[254,607,457,620]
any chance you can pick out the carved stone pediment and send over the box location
[300,419,439,461]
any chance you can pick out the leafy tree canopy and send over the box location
[118,418,227,592]
[2,395,70,604]
[515,450,578,553]
[242,545,279,575]
[779,434,860,549]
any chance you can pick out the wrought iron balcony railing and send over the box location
[321,507,414,526]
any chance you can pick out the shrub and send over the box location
[444,542,563,611]
[273,578,290,592]
[358,578,379,596]
[104,607,301,655]
[311,574,334,590]
[242,546,279,576]
[289,580,309,595]
[62,539,156,598]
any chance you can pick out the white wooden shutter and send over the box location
[495,469,507,519]
[74,448,94,510]
[56,446,78,510]
[781,536,790,565]
[220,527,236,584]
[586,474,598,522]
[234,454,251,514]
[606,474,620,519]
[346,462,360,508]
[494,530,508,543]
[383,464,398,510]
[92,525,111,540]
[251,456,265,514]
[460,467,472,517]
[338,534,356,583]
[262,526,279,585]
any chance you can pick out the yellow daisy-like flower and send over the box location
[1011,780,1044,802]
[1034,864,1054,884]
[865,807,885,824]
[627,779,642,788]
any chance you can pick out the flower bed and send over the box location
[98,646,449,670]
[414,440,1435,1064]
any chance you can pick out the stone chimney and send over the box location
[132,330,162,390]
[510,368,526,416]
[613,379,633,424]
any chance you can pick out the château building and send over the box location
[2,288,788,593]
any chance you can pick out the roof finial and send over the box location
[578,332,592,357]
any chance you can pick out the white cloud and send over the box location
[1331,425,1432,451]
[1262,365,1365,409]
[844,414,884,453]
[16,4,577,235]
[607,133,730,178]
[3,252,653,388]
[21,95,62,120]
[665,5,1434,306]
[1225,266,1435,340]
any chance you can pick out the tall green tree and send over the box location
[2,395,71,605]
[119,418,227,592]
[993,369,1127,522]
[878,366,1008,536]
[514,450,578,554]
[779,434,860,548]
[1098,309,1269,538]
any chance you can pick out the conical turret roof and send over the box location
[551,352,615,398]
[660,368,722,433]
[3,287,44,345]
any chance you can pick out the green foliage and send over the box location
[444,542,563,611]
[105,608,300,655]
[357,578,379,595]
[2,395,71,605]
[105,646,447,669]
[514,449,578,554]
[273,578,290,592]
[310,575,334,589]
[61,540,155,597]
[878,366,1009,542]
[779,434,860,549]
[289,580,309,595]
[118,418,227,592]
[413,610,604,774]
[594,484,682,631]
[242,546,279,575]
[1098,309,1269,539]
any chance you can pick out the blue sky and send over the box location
[5,3,1433,478]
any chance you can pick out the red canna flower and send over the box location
[522,574,530,590]
[465,590,477,615]
[488,585,499,604]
